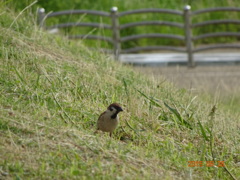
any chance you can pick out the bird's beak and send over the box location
[119,107,123,112]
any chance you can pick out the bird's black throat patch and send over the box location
[111,112,118,119]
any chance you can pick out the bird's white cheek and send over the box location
[106,109,117,116]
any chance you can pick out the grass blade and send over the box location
[13,66,25,84]
[197,120,210,141]
[164,102,192,130]
[136,89,162,108]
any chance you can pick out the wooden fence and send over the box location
[38,5,240,67]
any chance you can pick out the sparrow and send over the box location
[96,103,123,137]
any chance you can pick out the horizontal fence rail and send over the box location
[68,35,114,43]
[38,5,240,67]
[47,22,112,30]
[119,21,184,29]
[192,20,240,28]
[120,34,185,42]
[118,8,183,16]
[122,46,186,53]
[192,7,240,15]
[46,10,110,17]
[194,44,240,53]
[193,32,240,41]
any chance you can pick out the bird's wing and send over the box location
[98,111,106,121]
[97,111,106,127]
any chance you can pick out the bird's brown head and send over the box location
[108,103,123,113]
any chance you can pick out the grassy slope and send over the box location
[0,8,239,180]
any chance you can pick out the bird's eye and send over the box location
[110,107,113,111]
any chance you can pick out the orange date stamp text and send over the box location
[188,161,225,167]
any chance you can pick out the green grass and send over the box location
[0,6,240,180]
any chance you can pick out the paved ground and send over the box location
[135,65,240,94]
[120,52,240,66]
[120,52,240,96]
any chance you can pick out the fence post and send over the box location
[37,8,46,28]
[183,5,195,67]
[110,7,121,60]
